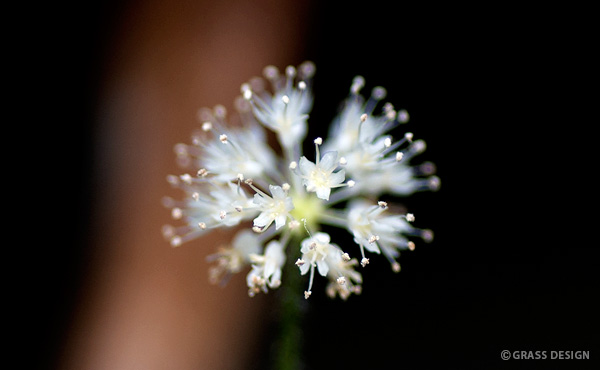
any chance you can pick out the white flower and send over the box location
[246,240,286,296]
[296,148,346,201]
[347,200,432,270]
[207,229,262,284]
[323,79,438,197]
[162,180,256,246]
[242,62,315,150]
[165,61,438,299]
[298,232,335,277]
[252,185,294,231]
[324,252,363,300]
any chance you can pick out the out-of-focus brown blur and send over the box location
[58,1,310,369]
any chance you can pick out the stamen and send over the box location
[180,173,193,184]
[171,208,183,220]
[397,109,410,123]
[368,235,380,244]
[170,236,182,247]
[361,257,370,267]
[350,76,365,95]
[201,122,213,131]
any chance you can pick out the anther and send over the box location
[180,173,192,184]
[295,258,305,267]
[234,206,243,212]
[304,291,312,299]
[171,208,183,220]
[392,262,401,273]
[361,258,370,267]
[347,180,356,187]
[197,168,208,177]
[192,192,200,201]
[201,122,213,131]
[237,173,244,181]
[404,132,414,142]
[219,134,228,144]
[397,109,410,123]
[289,161,297,169]
[422,229,434,243]
[378,201,388,209]
[341,253,351,262]
[282,183,291,191]
[368,235,380,244]
[408,241,415,251]
[170,236,182,247]
[285,65,296,78]
[263,65,279,80]
[372,86,387,100]
[281,95,290,104]
[337,276,346,285]
[395,152,404,162]
[360,113,368,122]
[298,81,307,90]
[198,222,207,229]
[313,137,323,145]
[309,241,317,250]
[219,210,227,220]
[406,213,415,222]
[166,174,179,186]
[351,76,365,94]
[339,156,347,166]
[384,138,392,148]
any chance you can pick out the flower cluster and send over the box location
[163,62,438,299]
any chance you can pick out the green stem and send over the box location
[271,239,306,370]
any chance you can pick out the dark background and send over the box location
[25,1,597,369]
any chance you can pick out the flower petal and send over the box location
[328,169,345,186]
[298,156,316,175]
[319,151,338,172]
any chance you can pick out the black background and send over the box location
[23,1,598,369]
